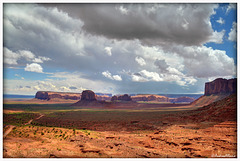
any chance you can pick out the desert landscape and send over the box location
[3,3,237,159]
[3,78,237,158]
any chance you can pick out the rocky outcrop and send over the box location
[118,94,132,101]
[72,90,109,107]
[111,94,132,102]
[131,95,169,102]
[35,91,80,100]
[111,95,118,102]
[205,78,237,96]
[81,90,97,101]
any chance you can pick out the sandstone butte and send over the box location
[192,78,237,107]
[205,78,237,96]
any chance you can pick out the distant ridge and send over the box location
[3,94,35,99]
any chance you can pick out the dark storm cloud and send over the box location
[44,3,222,46]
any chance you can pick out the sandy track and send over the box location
[3,125,15,138]
[4,114,45,138]
[24,114,44,125]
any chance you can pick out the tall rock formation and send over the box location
[205,78,237,96]
[81,90,97,101]
[71,90,108,107]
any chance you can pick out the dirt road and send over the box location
[3,125,15,138]
[24,114,44,125]
[4,114,44,138]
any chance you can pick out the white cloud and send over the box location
[180,46,236,78]
[139,70,163,82]
[33,56,51,63]
[208,30,225,44]
[104,47,112,56]
[135,56,146,66]
[228,22,237,41]
[3,4,237,94]
[4,71,118,95]
[18,50,35,61]
[112,75,122,81]
[102,71,122,81]
[216,17,225,25]
[24,63,43,73]
[3,47,51,65]
[3,47,20,65]
[117,5,129,15]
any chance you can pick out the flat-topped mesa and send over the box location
[204,78,237,96]
[131,94,169,102]
[111,94,132,102]
[35,91,81,100]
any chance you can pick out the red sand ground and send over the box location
[3,94,237,158]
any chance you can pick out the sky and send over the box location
[3,3,237,95]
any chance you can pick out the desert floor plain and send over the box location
[3,92,237,158]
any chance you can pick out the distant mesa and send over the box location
[131,94,169,102]
[111,94,132,102]
[35,91,111,101]
[205,78,237,96]
[35,91,80,100]
[170,96,195,103]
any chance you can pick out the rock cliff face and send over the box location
[81,90,97,101]
[35,91,80,100]
[205,78,237,96]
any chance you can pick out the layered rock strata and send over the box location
[205,78,237,96]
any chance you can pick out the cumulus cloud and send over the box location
[102,71,122,81]
[51,3,222,46]
[18,50,35,61]
[104,47,112,56]
[216,17,225,25]
[3,4,237,94]
[24,63,43,73]
[3,47,51,65]
[4,71,118,95]
[135,56,146,66]
[228,22,237,41]
[176,46,236,78]
[3,47,20,65]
